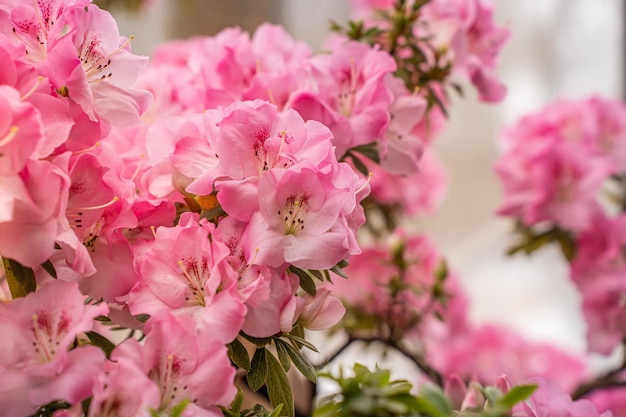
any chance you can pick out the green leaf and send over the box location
[336,259,349,268]
[228,338,251,371]
[247,348,268,392]
[200,206,226,222]
[274,338,291,372]
[40,260,57,279]
[556,232,576,261]
[85,331,116,359]
[266,351,294,417]
[416,384,452,417]
[284,333,319,352]
[289,267,317,296]
[268,404,284,417]
[309,269,324,280]
[135,313,151,323]
[349,153,370,177]
[350,142,380,163]
[2,257,36,298]
[329,263,348,279]
[278,339,317,382]
[171,399,190,417]
[499,384,537,408]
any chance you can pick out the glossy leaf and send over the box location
[2,257,36,298]
[247,348,268,392]
[266,351,294,417]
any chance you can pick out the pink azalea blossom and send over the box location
[0,281,107,416]
[288,40,396,158]
[295,288,346,331]
[88,359,160,417]
[570,212,626,353]
[587,387,626,417]
[496,98,617,231]
[0,85,44,176]
[368,148,447,216]
[128,213,246,342]
[0,158,70,268]
[428,324,587,392]
[112,312,236,416]
[513,377,613,417]
[242,163,361,270]
[43,4,151,126]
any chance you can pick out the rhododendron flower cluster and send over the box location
[496,97,626,356]
[496,97,626,415]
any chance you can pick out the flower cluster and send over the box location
[3,0,618,416]
[0,0,370,415]
[495,96,626,414]
[495,97,626,353]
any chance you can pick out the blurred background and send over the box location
[105,0,624,361]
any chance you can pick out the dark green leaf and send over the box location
[85,331,116,359]
[266,351,294,417]
[40,260,57,279]
[279,339,317,382]
[200,206,226,222]
[289,266,317,296]
[336,259,349,268]
[350,142,380,163]
[309,269,324,280]
[2,257,36,298]
[135,313,151,323]
[349,154,369,177]
[499,384,537,408]
[274,339,291,372]
[247,348,268,392]
[241,332,272,347]
[329,264,348,279]
[556,232,576,261]
[228,338,251,371]
[284,334,319,352]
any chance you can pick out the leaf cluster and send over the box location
[314,364,536,417]
[226,330,320,417]
[507,222,576,261]
[314,364,451,417]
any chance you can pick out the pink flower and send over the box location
[570,212,626,353]
[112,313,236,416]
[288,41,395,157]
[0,85,44,176]
[513,377,613,417]
[496,98,617,231]
[368,148,447,217]
[88,359,160,417]
[44,4,151,126]
[378,77,427,176]
[0,281,107,415]
[0,158,70,268]
[242,163,360,270]
[296,288,346,331]
[587,387,626,417]
[128,213,246,342]
[240,269,299,338]
[428,324,587,392]
[422,0,510,102]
